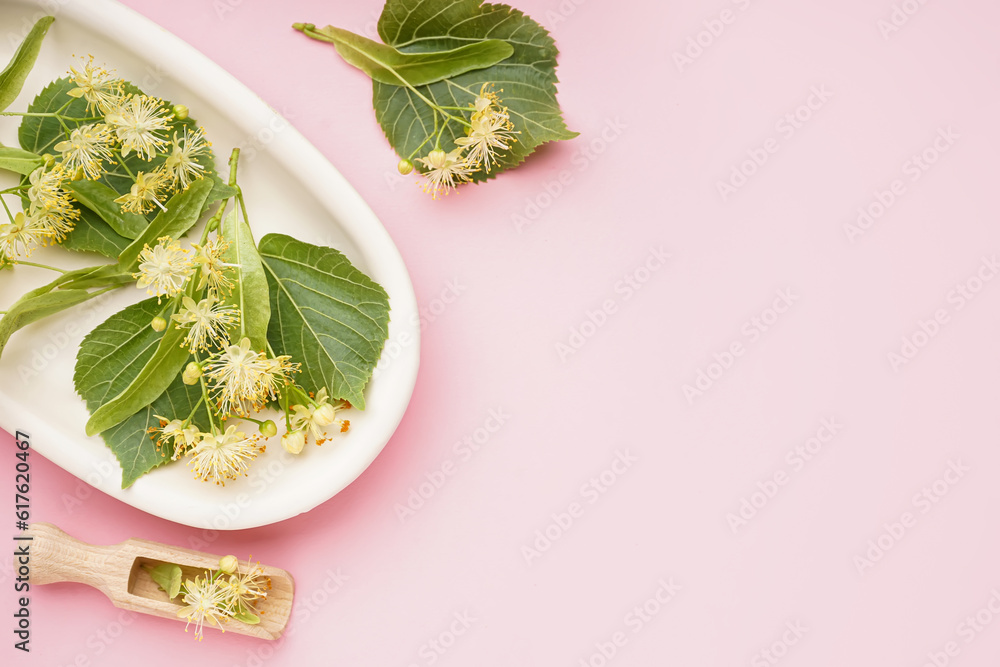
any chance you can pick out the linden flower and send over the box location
[115,169,168,214]
[134,236,194,300]
[163,127,210,189]
[187,424,264,485]
[0,212,49,262]
[67,56,122,114]
[176,575,229,640]
[191,238,235,295]
[152,417,202,460]
[105,94,171,160]
[290,388,349,444]
[172,294,239,352]
[32,208,77,243]
[204,338,294,416]
[27,166,75,216]
[470,82,503,121]
[416,148,474,199]
[454,112,517,173]
[222,559,270,617]
[54,123,115,180]
[281,429,306,454]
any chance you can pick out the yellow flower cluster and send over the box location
[410,83,519,199]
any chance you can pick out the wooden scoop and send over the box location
[25,522,293,640]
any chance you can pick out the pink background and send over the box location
[6,0,1000,665]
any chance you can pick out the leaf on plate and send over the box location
[259,234,390,409]
[62,205,133,258]
[373,0,577,182]
[295,23,513,87]
[148,563,183,599]
[17,77,90,156]
[75,298,205,487]
[0,288,98,357]
[0,16,54,112]
[67,180,148,238]
[117,177,213,271]
[83,305,191,437]
[0,145,43,175]
[220,208,270,352]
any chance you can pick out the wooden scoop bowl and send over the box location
[26,522,293,640]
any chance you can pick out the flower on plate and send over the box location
[163,127,210,189]
[416,148,474,199]
[176,575,229,640]
[67,56,122,114]
[204,338,297,417]
[281,429,306,454]
[104,94,171,160]
[172,294,239,352]
[191,238,235,295]
[186,424,264,485]
[289,388,349,444]
[0,212,49,262]
[32,208,77,243]
[133,236,193,300]
[151,417,203,460]
[27,166,75,217]
[114,169,168,214]
[54,123,115,180]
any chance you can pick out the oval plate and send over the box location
[0,0,419,529]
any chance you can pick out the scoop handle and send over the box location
[25,522,117,589]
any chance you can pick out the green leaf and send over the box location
[371,0,576,182]
[232,610,260,625]
[0,260,127,357]
[17,77,90,156]
[0,16,54,112]
[0,288,97,357]
[74,298,205,486]
[117,177,213,271]
[259,234,390,409]
[220,209,270,351]
[296,23,512,87]
[67,180,148,238]
[0,146,42,175]
[84,306,191,436]
[62,206,132,258]
[147,563,183,599]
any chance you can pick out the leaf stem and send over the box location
[0,196,15,224]
[406,132,434,161]
[13,260,66,273]
[193,351,218,434]
[114,153,136,180]
[183,394,205,428]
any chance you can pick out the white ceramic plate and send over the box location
[0,0,419,529]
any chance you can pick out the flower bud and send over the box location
[281,430,306,454]
[151,316,167,332]
[259,420,277,438]
[312,403,337,427]
[41,154,55,167]
[397,159,414,175]
[182,361,202,385]
[219,555,238,574]
[427,149,446,164]
[172,104,189,120]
